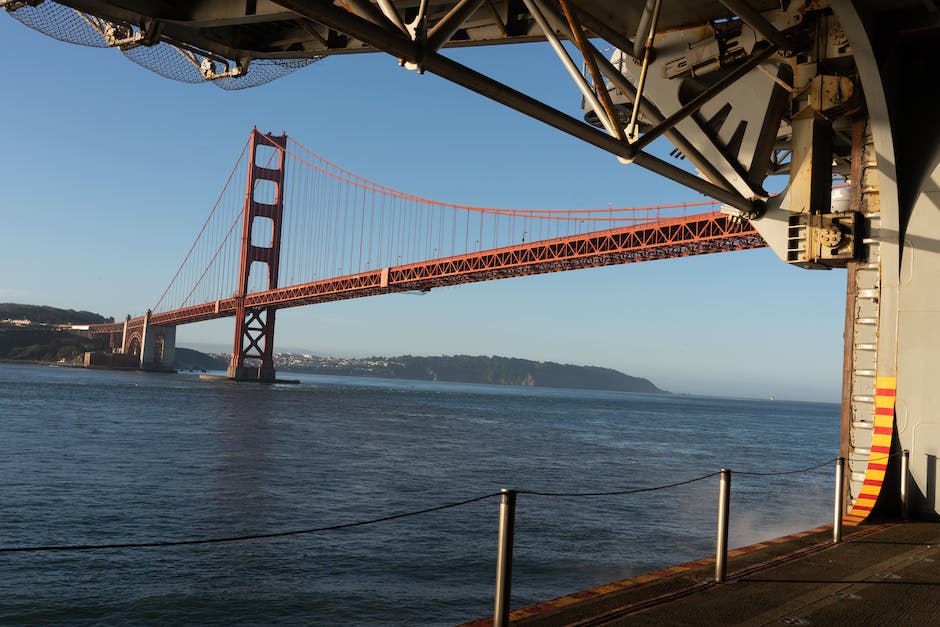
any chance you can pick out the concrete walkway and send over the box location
[471,521,940,626]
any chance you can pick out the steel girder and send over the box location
[88,212,764,333]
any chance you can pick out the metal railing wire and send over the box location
[1,455,853,555]
[0,491,500,554]
[2,450,912,627]
[734,457,838,477]
[517,471,720,497]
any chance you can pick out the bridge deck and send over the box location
[90,212,763,334]
[465,520,940,626]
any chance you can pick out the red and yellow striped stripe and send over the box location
[844,376,896,525]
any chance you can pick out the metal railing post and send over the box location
[715,468,731,583]
[833,457,845,543]
[901,450,910,520]
[493,488,517,627]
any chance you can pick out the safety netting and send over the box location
[7,1,109,47]
[6,0,322,89]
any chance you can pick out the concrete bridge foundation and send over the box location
[119,310,176,372]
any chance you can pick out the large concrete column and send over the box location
[138,309,151,369]
[138,309,177,372]
[119,314,130,354]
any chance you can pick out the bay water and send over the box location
[0,363,839,625]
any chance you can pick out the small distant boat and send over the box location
[769,395,776,401]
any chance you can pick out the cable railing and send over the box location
[0,451,911,626]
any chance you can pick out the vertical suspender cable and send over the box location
[341,183,350,274]
[406,197,413,262]
[319,162,329,278]
[493,211,498,248]
[313,163,322,279]
[438,203,445,259]
[366,191,375,269]
[328,170,338,275]
[451,205,457,257]
[377,186,386,268]
[358,184,366,271]
[299,146,309,282]
[285,152,294,284]
[295,149,303,284]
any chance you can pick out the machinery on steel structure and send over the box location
[6,0,938,523]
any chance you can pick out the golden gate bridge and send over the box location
[89,128,765,381]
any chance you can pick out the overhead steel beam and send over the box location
[564,3,639,63]
[427,0,486,51]
[272,0,755,212]
[421,57,757,212]
[529,0,734,192]
[559,5,766,199]
[524,0,618,137]
[557,0,623,140]
[627,0,662,140]
[590,55,732,188]
[482,0,509,37]
[719,0,793,51]
[345,0,406,34]
[634,0,658,58]
[633,43,780,151]
[374,0,409,34]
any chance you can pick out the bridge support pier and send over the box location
[226,128,287,383]
[138,309,176,372]
[119,314,130,354]
[140,325,176,371]
[227,304,278,382]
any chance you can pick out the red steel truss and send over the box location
[91,212,764,334]
[227,129,287,382]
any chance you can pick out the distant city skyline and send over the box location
[1,16,847,402]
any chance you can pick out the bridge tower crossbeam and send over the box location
[226,128,287,383]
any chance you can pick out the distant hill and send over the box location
[0,328,108,363]
[0,304,662,394]
[0,303,114,363]
[174,348,228,371]
[287,354,664,394]
[0,303,113,325]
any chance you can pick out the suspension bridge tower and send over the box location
[226,128,287,383]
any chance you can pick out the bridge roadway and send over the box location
[464,520,940,626]
[91,211,763,333]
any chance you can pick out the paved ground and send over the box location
[464,521,940,626]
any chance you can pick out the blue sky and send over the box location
[0,15,847,401]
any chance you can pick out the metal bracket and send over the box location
[103,23,145,50]
[786,211,858,268]
[199,57,246,80]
